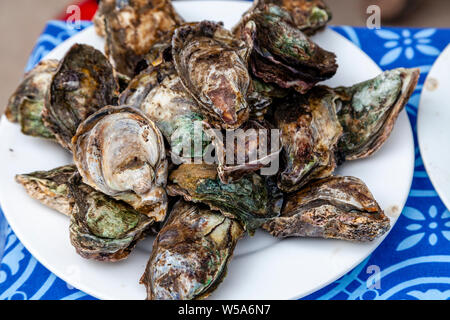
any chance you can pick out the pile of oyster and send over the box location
[6,0,419,300]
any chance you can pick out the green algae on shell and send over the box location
[167,163,283,232]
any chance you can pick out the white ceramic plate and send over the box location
[0,1,414,300]
[418,44,450,210]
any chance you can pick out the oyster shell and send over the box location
[167,163,283,232]
[43,44,119,150]
[240,6,337,93]
[68,173,153,262]
[207,119,281,184]
[5,59,58,139]
[72,105,169,221]
[262,176,390,242]
[141,200,243,300]
[120,63,211,161]
[99,0,183,76]
[336,68,420,160]
[275,87,343,193]
[238,0,332,36]
[15,165,77,216]
[172,21,251,129]
[16,166,154,261]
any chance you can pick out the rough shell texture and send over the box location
[242,6,337,93]
[42,44,118,150]
[120,63,210,161]
[72,105,169,222]
[336,68,420,160]
[262,175,391,242]
[141,200,243,300]
[241,0,332,36]
[5,59,58,139]
[69,173,153,262]
[167,163,283,232]
[172,21,251,129]
[100,0,183,76]
[207,119,281,184]
[275,88,343,193]
[15,165,77,217]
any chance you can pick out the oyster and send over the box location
[120,63,211,161]
[141,200,243,300]
[275,87,343,193]
[276,68,419,192]
[208,119,281,184]
[5,59,58,139]
[262,176,390,242]
[240,5,337,93]
[72,105,169,221]
[172,21,251,129]
[99,0,183,76]
[15,165,77,216]
[167,163,283,232]
[68,173,153,262]
[237,0,332,36]
[43,44,119,150]
[336,68,420,160]
[16,166,154,261]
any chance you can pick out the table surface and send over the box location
[1,20,450,300]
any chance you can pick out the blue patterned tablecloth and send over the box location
[0,21,449,300]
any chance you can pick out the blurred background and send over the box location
[0,0,449,115]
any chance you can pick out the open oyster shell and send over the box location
[43,44,119,150]
[141,200,243,300]
[262,176,390,242]
[72,105,169,222]
[167,163,283,232]
[172,21,251,129]
[98,0,183,77]
[15,165,77,216]
[275,88,343,193]
[240,5,337,94]
[336,68,420,160]
[120,62,211,161]
[68,173,154,262]
[5,59,58,139]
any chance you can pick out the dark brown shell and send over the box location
[42,44,118,150]
[275,88,343,193]
[100,0,184,76]
[141,200,243,300]
[207,119,281,184]
[172,21,251,129]
[262,175,391,242]
[241,6,337,94]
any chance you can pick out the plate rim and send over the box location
[417,43,450,210]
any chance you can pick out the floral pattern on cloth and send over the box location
[1,21,450,300]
